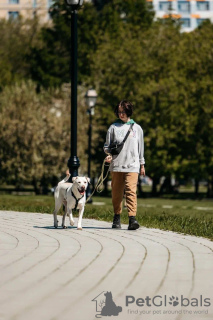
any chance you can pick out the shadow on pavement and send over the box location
[33,226,113,230]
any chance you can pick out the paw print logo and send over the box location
[169,296,179,307]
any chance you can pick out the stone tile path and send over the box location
[0,211,212,320]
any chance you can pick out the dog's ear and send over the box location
[72,176,78,182]
[86,177,90,184]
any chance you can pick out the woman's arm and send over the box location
[140,165,145,176]
[103,127,113,162]
[103,125,114,154]
[138,127,145,166]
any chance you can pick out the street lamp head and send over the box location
[65,0,84,9]
[85,89,98,109]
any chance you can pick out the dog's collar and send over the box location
[71,191,84,211]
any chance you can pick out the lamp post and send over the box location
[85,89,98,202]
[65,0,84,179]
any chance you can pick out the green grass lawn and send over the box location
[0,195,212,240]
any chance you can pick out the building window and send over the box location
[159,2,170,11]
[197,2,209,11]
[180,18,191,28]
[178,1,190,13]
[8,11,19,19]
[8,0,19,3]
[197,18,207,26]
[33,0,37,8]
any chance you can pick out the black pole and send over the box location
[67,9,80,179]
[88,110,92,177]
[86,109,92,202]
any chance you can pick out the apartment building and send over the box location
[0,0,92,22]
[0,0,53,22]
[0,0,212,31]
[150,0,213,31]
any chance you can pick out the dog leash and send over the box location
[85,158,110,204]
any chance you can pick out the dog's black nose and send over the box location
[79,186,85,193]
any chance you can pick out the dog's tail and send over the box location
[54,174,70,199]
[58,174,71,185]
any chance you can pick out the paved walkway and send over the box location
[0,211,212,320]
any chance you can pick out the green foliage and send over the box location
[27,2,71,88]
[180,23,213,179]
[0,18,39,90]
[0,81,95,190]
[0,81,68,188]
[27,1,101,87]
[99,0,154,32]
[0,3,213,195]
[27,0,154,88]
[90,19,213,188]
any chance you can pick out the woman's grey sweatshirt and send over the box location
[104,119,145,173]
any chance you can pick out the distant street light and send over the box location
[65,0,84,179]
[85,89,98,202]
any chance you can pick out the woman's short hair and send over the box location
[114,100,133,118]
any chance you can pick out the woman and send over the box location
[104,100,145,230]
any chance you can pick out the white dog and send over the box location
[53,175,90,230]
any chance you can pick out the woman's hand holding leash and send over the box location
[140,165,145,176]
[105,155,112,163]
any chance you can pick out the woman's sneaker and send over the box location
[128,216,140,230]
[112,214,121,229]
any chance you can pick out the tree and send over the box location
[0,18,39,90]
[27,1,101,88]
[91,19,182,189]
[27,0,154,88]
[0,81,94,192]
[176,21,213,195]
[98,0,154,32]
[91,18,213,196]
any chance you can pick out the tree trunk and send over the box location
[195,179,199,196]
[32,178,40,195]
[207,176,213,198]
[211,177,213,198]
[152,176,158,196]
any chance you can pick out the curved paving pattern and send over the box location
[0,210,212,320]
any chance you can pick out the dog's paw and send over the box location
[77,227,83,230]
[70,220,75,226]
[63,226,67,229]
